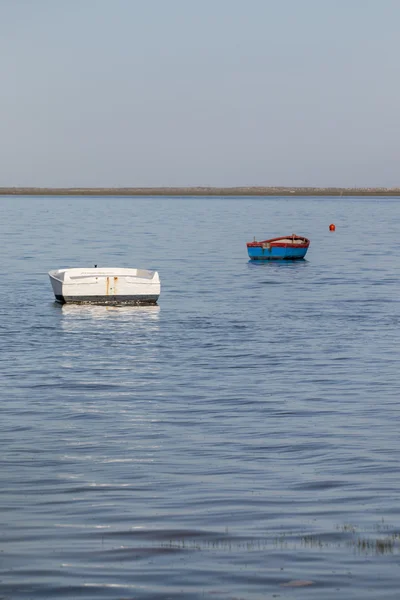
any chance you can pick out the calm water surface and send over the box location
[1,196,400,599]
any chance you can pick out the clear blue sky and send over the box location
[1,0,399,187]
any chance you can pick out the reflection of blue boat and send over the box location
[247,234,310,260]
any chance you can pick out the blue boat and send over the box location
[247,234,310,260]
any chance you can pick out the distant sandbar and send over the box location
[1,186,400,197]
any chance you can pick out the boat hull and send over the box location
[247,246,309,260]
[247,235,310,260]
[49,268,161,305]
[54,294,159,305]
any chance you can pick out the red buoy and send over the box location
[329,223,336,231]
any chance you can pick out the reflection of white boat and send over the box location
[49,267,160,305]
[61,304,160,320]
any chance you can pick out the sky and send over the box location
[0,0,399,187]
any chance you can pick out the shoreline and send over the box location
[1,186,400,197]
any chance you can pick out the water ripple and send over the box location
[1,196,400,599]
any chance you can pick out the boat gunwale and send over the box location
[247,235,310,248]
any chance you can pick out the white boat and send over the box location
[48,267,160,305]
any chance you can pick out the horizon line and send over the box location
[1,185,400,197]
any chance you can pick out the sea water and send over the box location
[1,195,400,599]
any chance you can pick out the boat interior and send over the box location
[273,237,307,245]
